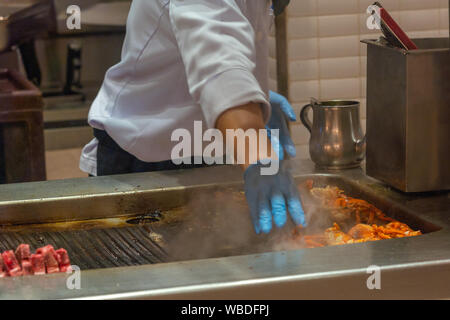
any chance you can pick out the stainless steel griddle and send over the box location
[0,159,449,299]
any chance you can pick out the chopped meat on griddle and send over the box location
[0,244,71,278]
[42,245,62,273]
[0,254,5,278]
[16,244,34,276]
[30,253,46,275]
[56,248,72,273]
[37,245,60,274]
[2,250,22,277]
[15,244,31,264]
[21,260,34,276]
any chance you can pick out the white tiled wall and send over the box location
[284,0,449,159]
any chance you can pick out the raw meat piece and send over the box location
[30,254,45,275]
[21,260,34,276]
[2,251,22,277]
[37,245,60,274]
[0,254,6,278]
[56,248,72,272]
[15,244,31,263]
[0,244,71,278]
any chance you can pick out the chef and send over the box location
[80,0,305,234]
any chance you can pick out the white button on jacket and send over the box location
[80,0,272,176]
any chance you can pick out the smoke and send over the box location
[163,187,264,261]
[162,178,335,262]
[269,179,335,252]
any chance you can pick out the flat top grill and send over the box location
[0,161,448,299]
[0,174,441,273]
[0,226,168,269]
[0,187,270,270]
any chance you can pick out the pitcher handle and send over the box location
[300,104,313,133]
[356,135,367,161]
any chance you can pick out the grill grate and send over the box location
[0,226,168,270]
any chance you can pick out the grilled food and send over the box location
[291,182,422,248]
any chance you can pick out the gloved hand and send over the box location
[267,91,297,161]
[244,160,306,234]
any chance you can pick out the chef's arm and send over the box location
[170,1,305,234]
[216,102,274,171]
[169,1,271,134]
[216,101,306,234]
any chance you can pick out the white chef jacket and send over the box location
[80,0,272,176]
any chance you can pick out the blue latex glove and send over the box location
[267,91,297,161]
[244,160,306,234]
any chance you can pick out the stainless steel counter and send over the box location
[0,159,449,299]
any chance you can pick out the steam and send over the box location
[164,188,262,261]
[162,179,334,262]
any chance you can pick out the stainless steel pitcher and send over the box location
[300,99,366,169]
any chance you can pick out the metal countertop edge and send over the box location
[2,234,449,300]
[70,259,450,300]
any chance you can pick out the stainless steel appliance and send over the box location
[0,159,448,299]
[363,38,450,193]
[0,1,128,150]
[300,99,365,170]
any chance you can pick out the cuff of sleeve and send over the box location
[199,68,271,128]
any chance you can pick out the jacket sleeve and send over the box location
[169,0,270,128]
